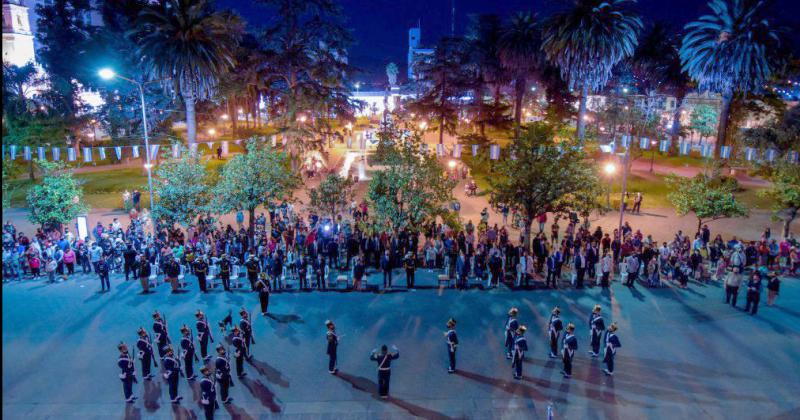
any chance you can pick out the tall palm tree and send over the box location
[131,0,242,145]
[542,0,642,142]
[679,0,783,156]
[498,12,542,138]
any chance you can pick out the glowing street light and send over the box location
[603,162,616,209]
[98,68,116,80]
[448,160,456,169]
[604,162,617,175]
[220,114,229,120]
[207,128,216,136]
[298,115,308,123]
[345,122,353,131]
[419,121,428,130]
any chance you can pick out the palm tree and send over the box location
[679,0,783,156]
[498,12,542,138]
[542,0,642,142]
[131,0,242,146]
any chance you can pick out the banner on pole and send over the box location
[679,141,691,155]
[639,137,649,150]
[271,135,277,147]
[452,144,462,158]
[489,144,500,160]
[23,146,31,161]
[719,145,731,159]
[132,145,140,158]
[67,147,76,162]
[700,143,713,158]
[9,145,17,160]
[98,147,106,160]
[52,147,60,161]
[765,148,777,162]
[659,139,670,153]
[788,150,799,163]
[149,144,160,161]
[436,143,445,157]
[83,147,92,162]
[621,135,631,149]
[471,144,478,156]
[38,147,46,161]
[744,147,757,161]
[115,146,123,160]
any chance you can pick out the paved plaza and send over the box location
[3,269,799,419]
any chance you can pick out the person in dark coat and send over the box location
[369,344,399,398]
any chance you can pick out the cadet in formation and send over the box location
[196,310,214,362]
[194,256,209,293]
[504,307,519,359]
[370,344,400,399]
[326,320,339,374]
[589,305,606,358]
[199,366,218,420]
[136,327,156,380]
[255,273,271,315]
[231,326,247,378]
[180,325,199,380]
[214,345,234,404]
[547,307,563,359]
[162,346,183,403]
[239,309,254,359]
[561,323,578,378]
[246,255,260,290]
[511,326,528,380]
[152,311,170,358]
[445,318,458,373]
[603,323,622,376]
[117,342,138,403]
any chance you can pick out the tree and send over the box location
[151,148,211,228]
[308,174,354,219]
[739,105,800,153]
[488,122,600,250]
[367,131,456,233]
[666,166,749,233]
[214,139,299,243]
[386,62,398,87]
[542,0,642,143]
[758,163,800,239]
[131,0,242,146]
[2,161,18,209]
[498,12,542,137]
[465,14,512,136]
[690,104,719,142]
[26,161,89,230]
[679,0,784,156]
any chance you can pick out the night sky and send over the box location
[219,0,800,85]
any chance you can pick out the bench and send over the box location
[336,274,349,290]
[438,274,450,288]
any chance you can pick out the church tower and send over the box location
[2,0,36,66]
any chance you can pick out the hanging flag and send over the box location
[271,135,277,147]
[9,145,17,160]
[659,139,670,153]
[132,145,140,158]
[83,147,92,162]
[149,144,160,161]
[359,136,366,150]
[281,136,287,146]
[471,144,479,156]
[621,135,631,149]
[765,148,777,162]
[172,144,180,159]
[700,143,713,158]
[23,146,32,161]
[436,143,445,157]
[639,137,650,150]
[67,147,76,162]
[679,141,691,155]
[420,144,428,154]
[205,142,214,151]
[114,146,123,160]
[52,148,61,161]
[510,150,517,160]
[607,142,616,153]
[347,136,352,149]
[222,141,229,156]
[489,144,500,160]
[787,151,799,163]
[98,147,106,160]
[37,147,46,161]
[189,143,198,155]
[234,139,241,145]
[744,147,757,161]
[719,145,731,159]
[452,144,462,158]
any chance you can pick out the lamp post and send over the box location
[603,162,616,210]
[99,68,154,215]
[649,139,658,173]
[617,145,630,238]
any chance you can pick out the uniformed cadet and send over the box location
[219,254,232,291]
[195,310,214,361]
[136,327,156,380]
[239,309,254,359]
[118,342,138,403]
[511,326,529,380]
[602,323,622,376]
[194,256,209,293]
[325,320,339,374]
[214,345,234,404]
[504,308,520,359]
[561,323,578,378]
[245,254,260,290]
[547,307,563,359]
[162,346,183,403]
[255,273,271,315]
[152,311,170,358]
[445,318,458,373]
[370,344,400,399]
[199,366,218,420]
[231,326,247,378]
[180,325,198,380]
[589,305,606,357]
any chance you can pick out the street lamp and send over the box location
[603,162,617,209]
[207,128,217,136]
[419,121,427,131]
[355,82,361,95]
[98,67,155,216]
[649,139,658,173]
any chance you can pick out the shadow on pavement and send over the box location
[455,369,565,404]
[247,357,290,388]
[142,379,161,412]
[336,371,455,420]
[265,313,304,324]
[240,376,282,413]
[124,404,142,420]
[223,401,254,420]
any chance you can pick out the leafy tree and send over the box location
[151,148,211,228]
[131,0,243,145]
[4,114,72,180]
[386,62,399,87]
[739,105,800,153]
[367,132,456,234]
[690,104,719,142]
[542,0,642,142]
[488,122,600,249]
[666,166,749,233]
[2,63,44,119]
[2,161,18,209]
[213,139,299,243]
[758,163,800,239]
[308,174,355,219]
[679,0,784,156]
[26,161,89,230]
[498,12,542,137]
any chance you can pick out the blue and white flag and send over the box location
[149,144,160,161]
[37,147,46,161]
[346,136,352,149]
[607,142,616,154]
[282,136,287,146]
[471,144,479,156]
[98,147,106,160]
[132,145,140,158]
[23,146,31,161]
[9,145,17,160]
[679,141,691,156]
[639,137,650,150]
[700,143,714,158]
[744,147,757,161]
[452,144,462,158]
[83,147,92,162]
[436,143,445,157]
[621,135,632,149]
[271,135,277,147]
[114,146,123,160]
[489,144,500,160]
[659,139,670,153]
[510,150,517,160]
[719,145,731,159]
[67,147,77,162]
[765,148,777,162]
[420,144,428,155]
[787,150,799,163]
[359,136,366,150]
[52,147,60,161]
[205,142,214,151]
[189,143,198,155]
[172,144,180,159]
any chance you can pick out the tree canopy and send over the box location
[666,166,749,232]
[151,148,211,228]
[26,161,89,229]
[758,163,800,239]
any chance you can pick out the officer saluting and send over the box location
[219,254,232,291]
[547,307,563,359]
[239,309,254,359]
[509,326,527,380]
[152,311,170,358]
[325,320,339,374]
[194,256,209,293]
[602,323,622,376]
[245,254,260,290]
[445,318,458,373]
[255,273,271,315]
[588,305,606,358]
[504,307,520,359]
[162,346,183,403]
[214,345,234,404]
[180,325,199,380]
[118,342,138,403]
[370,344,400,399]
[561,323,578,378]
[136,327,156,380]
[195,310,214,362]
[199,366,218,420]
[231,326,247,378]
